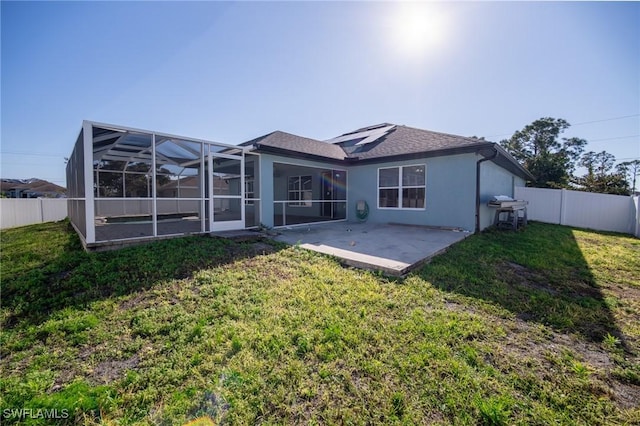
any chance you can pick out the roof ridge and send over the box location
[337,122,396,137]
[271,130,326,143]
[238,130,280,147]
[397,124,494,145]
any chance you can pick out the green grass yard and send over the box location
[1,220,639,425]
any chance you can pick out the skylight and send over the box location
[326,124,396,147]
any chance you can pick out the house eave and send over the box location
[490,144,535,181]
[345,144,493,166]
[253,144,351,166]
[253,140,534,181]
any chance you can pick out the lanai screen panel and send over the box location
[273,162,347,227]
[155,137,204,236]
[244,154,260,228]
[91,124,209,242]
[66,129,86,238]
[212,155,242,224]
[69,121,248,246]
[93,127,154,240]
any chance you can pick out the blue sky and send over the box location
[1,1,639,188]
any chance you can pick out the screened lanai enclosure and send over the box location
[272,162,346,226]
[66,121,260,249]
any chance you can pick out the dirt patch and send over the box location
[610,380,640,410]
[443,300,640,412]
[119,292,154,311]
[228,241,278,258]
[91,355,139,384]
[501,262,557,295]
[499,319,640,412]
[50,368,77,392]
[501,261,605,300]
[503,318,615,372]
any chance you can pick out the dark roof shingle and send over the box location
[250,131,347,161]
[337,125,489,160]
[243,124,533,180]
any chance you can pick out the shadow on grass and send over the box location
[417,222,630,351]
[1,221,284,330]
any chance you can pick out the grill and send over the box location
[488,196,528,230]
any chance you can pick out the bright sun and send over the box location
[390,4,448,57]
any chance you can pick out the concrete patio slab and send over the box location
[273,222,471,276]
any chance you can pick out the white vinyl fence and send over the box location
[515,187,640,237]
[0,198,68,229]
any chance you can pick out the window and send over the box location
[378,165,425,209]
[288,175,312,207]
[245,178,254,205]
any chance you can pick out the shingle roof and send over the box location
[243,124,533,180]
[248,130,347,161]
[336,125,490,160]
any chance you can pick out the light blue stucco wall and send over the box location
[478,160,526,230]
[347,154,478,231]
[257,152,525,232]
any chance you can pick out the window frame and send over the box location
[288,175,313,207]
[244,177,255,205]
[377,164,426,210]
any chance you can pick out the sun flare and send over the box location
[390,4,448,57]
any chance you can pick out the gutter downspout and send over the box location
[475,145,499,234]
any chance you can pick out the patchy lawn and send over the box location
[1,220,638,425]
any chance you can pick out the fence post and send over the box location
[631,195,640,238]
[559,189,566,225]
[39,199,44,223]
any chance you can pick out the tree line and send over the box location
[498,117,639,195]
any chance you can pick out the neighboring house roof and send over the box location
[245,124,534,181]
[0,178,67,198]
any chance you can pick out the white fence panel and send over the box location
[42,199,69,222]
[515,187,639,236]
[514,187,563,224]
[563,190,633,234]
[0,198,68,229]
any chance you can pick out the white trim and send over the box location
[377,164,427,211]
[273,218,348,229]
[213,195,243,199]
[200,143,206,233]
[208,152,214,232]
[83,121,96,244]
[247,152,262,225]
[272,159,343,169]
[209,151,245,231]
[273,200,348,204]
[211,151,244,160]
[93,232,207,244]
[240,154,245,225]
[272,161,348,201]
[287,175,313,207]
[94,197,208,201]
[272,161,350,227]
[85,120,246,151]
[151,134,158,237]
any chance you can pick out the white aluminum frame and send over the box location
[208,150,245,232]
[272,161,348,228]
[243,152,262,228]
[377,164,427,211]
[78,120,251,245]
